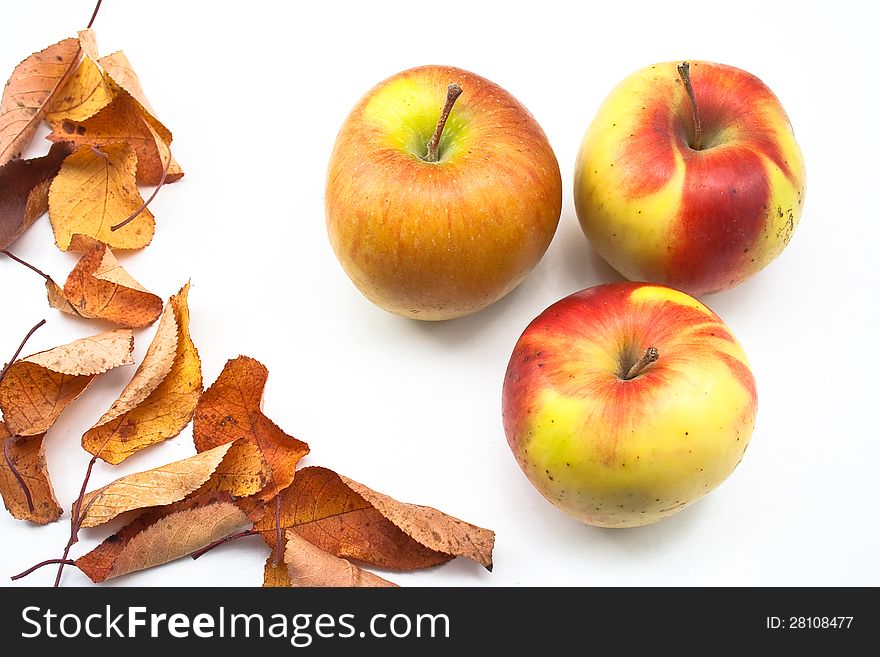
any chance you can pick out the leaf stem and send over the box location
[272,494,283,565]
[86,0,103,29]
[0,319,46,384]
[3,436,34,513]
[53,454,97,587]
[110,149,171,231]
[11,559,76,581]
[423,83,463,163]
[1,250,51,282]
[190,529,258,560]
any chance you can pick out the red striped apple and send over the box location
[574,61,806,296]
[502,282,757,527]
[326,65,562,320]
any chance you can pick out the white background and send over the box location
[1,0,878,587]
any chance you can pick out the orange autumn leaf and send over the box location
[198,439,270,498]
[78,443,234,529]
[47,236,163,327]
[0,421,61,524]
[262,556,292,587]
[76,494,249,583]
[252,466,495,571]
[193,356,309,500]
[0,142,73,250]
[284,531,398,588]
[0,37,79,165]
[48,94,182,187]
[44,30,112,124]
[0,328,134,436]
[48,142,154,251]
[81,282,202,464]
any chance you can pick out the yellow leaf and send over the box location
[48,143,154,251]
[44,30,113,124]
[82,283,202,464]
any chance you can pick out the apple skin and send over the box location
[326,65,562,320]
[502,282,757,528]
[574,61,806,296]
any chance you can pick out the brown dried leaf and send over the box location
[285,531,398,588]
[253,467,495,571]
[47,236,162,327]
[0,421,60,524]
[0,37,79,166]
[199,439,270,498]
[82,283,202,464]
[263,555,291,587]
[47,94,182,187]
[76,494,248,583]
[78,443,233,529]
[44,30,112,124]
[193,356,309,500]
[0,141,73,250]
[0,329,134,436]
[48,143,154,251]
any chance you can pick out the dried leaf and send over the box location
[44,30,112,124]
[0,37,79,165]
[47,236,162,327]
[0,329,134,436]
[76,494,248,582]
[78,443,233,529]
[253,467,495,571]
[193,356,309,500]
[200,439,270,498]
[285,531,398,588]
[263,555,291,587]
[0,421,60,524]
[0,141,73,250]
[47,94,182,187]
[48,142,154,251]
[82,283,202,464]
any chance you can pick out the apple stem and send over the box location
[676,62,702,150]
[624,347,659,380]
[423,83,463,163]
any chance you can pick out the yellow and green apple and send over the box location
[502,282,757,527]
[326,65,562,320]
[574,61,806,296]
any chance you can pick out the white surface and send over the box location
[1,0,878,587]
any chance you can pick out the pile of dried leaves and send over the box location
[0,2,494,587]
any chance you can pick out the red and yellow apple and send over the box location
[326,65,562,320]
[502,282,757,527]
[574,61,806,296]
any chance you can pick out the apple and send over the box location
[502,282,757,527]
[326,65,562,320]
[573,61,806,296]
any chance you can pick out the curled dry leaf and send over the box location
[252,466,495,571]
[285,531,398,588]
[78,442,234,529]
[0,37,79,166]
[47,236,163,327]
[0,141,73,250]
[46,46,183,186]
[0,421,61,524]
[48,142,154,251]
[82,282,202,464]
[0,328,134,436]
[76,494,249,583]
[193,356,309,500]
[44,30,112,125]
